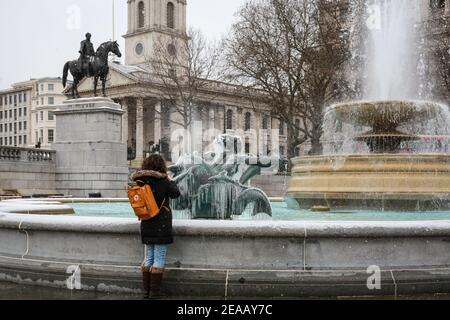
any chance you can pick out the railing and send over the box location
[0,146,56,163]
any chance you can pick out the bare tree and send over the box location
[422,16,450,103]
[225,0,353,159]
[150,28,223,131]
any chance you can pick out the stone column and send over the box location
[255,111,261,155]
[209,106,215,130]
[145,0,151,28]
[156,0,162,26]
[182,1,187,32]
[154,100,162,147]
[130,0,136,32]
[149,0,155,26]
[136,97,144,161]
[127,0,132,32]
[121,99,129,144]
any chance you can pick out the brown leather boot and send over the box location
[141,266,151,299]
[149,267,165,300]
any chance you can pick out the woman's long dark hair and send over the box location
[142,154,168,174]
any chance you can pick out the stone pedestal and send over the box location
[53,97,128,198]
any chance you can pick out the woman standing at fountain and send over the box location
[131,154,181,299]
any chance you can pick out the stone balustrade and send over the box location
[0,147,57,196]
[0,146,56,163]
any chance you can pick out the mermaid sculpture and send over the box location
[169,134,278,219]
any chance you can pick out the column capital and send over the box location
[136,96,145,104]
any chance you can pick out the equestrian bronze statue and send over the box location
[62,33,122,99]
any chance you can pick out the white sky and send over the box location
[0,0,247,89]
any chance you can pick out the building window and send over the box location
[262,116,269,130]
[162,110,171,128]
[19,122,22,131]
[0,137,2,145]
[48,112,55,121]
[36,113,38,123]
[19,94,22,103]
[167,2,175,29]
[14,95,17,105]
[19,136,22,145]
[279,120,285,136]
[40,111,44,121]
[48,84,54,91]
[0,95,2,106]
[48,97,54,105]
[4,110,7,119]
[41,98,44,105]
[14,122,17,133]
[280,146,285,156]
[138,1,145,28]
[40,129,43,143]
[226,109,233,130]
[19,108,22,117]
[0,124,2,133]
[14,109,17,120]
[41,84,44,92]
[244,112,251,131]
[35,131,38,144]
[9,96,12,105]
[24,121,27,130]
[13,136,17,146]
[24,108,27,117]
[48,129,54,143]
[245,139,250,154]
[23,93,27,102]
[24,135,27,145]
[9,123,12,132]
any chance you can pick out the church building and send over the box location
[74,0,287,164]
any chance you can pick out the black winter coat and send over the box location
[131,170,181,245]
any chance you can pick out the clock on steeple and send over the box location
[123,0,188,66]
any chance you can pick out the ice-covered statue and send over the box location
[168,134,278,219]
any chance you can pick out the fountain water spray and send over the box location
[287,0,450,211]
[364,0,419,100]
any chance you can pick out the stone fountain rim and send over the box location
[2,211,450,238]
[291,153,450,162]
[326,99,448,113]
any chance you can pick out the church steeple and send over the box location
[124,0,187,66]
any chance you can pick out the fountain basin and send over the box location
[2,211,450,298]
[330,100,442,129]
[327,100,447,153]
[287,154,450,211]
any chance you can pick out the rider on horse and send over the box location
[79,33,95,77]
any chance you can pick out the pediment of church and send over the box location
[75,64,140,94]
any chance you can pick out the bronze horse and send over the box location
[62,41,122,99]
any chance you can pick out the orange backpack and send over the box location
[128,181,167,221]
